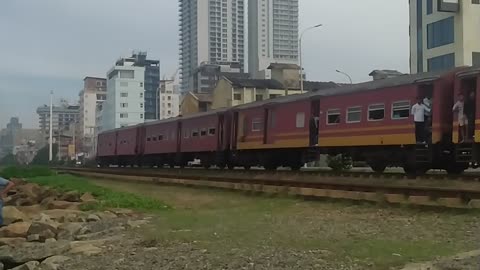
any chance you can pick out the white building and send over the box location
[248,0,299,79]
[102,63,145,131]
[409,0,480,73]
[158,79,180,120]
[78,77,106,157]
[179,0,245,93]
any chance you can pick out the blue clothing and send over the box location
[0,177,10,225]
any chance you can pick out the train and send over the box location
[97,66,480,175]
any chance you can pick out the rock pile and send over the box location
[0,179,147,270]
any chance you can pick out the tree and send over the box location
[31,144,58,165]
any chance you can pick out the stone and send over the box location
[56,223,84,240]
[110,208,134,216]
[40,209,83,222]
[96,211,117,220]
[16,205,43,219]
[86,214,100,222]
[34,214,59,229]
[45,238,56,244]
[75,226,124,241]
[0,238,26,247]
[16,183,43,202]
[2,206,28,225]
[69,242,103,256]
[11,261,40,270]
[26,234,40,242]
[0,240,70,264]
[27,222,58,242]
[40,255,70,270]
[40,197,56,207]
[127,219,149,228]
[59,191,81,202]
[80,192,96,202]
[0,222,31,238]
[46,201,80,210]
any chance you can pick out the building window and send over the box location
[473,52,480,66]
[346,107,361,123]
[120,103,128,108]
[427,17,454,49]
[208,128,216,136]
[140,82,143,87]
[426,0,433,14]
[327,109,341,125]
[140,114,144,119]
[168,96,171,100]
[368,104,385,121]
[256,94,263,101]
[120,82,128,87]
[269,94,281,99]
[392,101,411,119]
[427,53,455,72]
[140,93,144,98]
[252,118,262,132]
[140,103,144,108]
[473,0,480,4]
[234,93,242,100]
[119,70,134,79]
[120,113,128,118]
[120,92,128,97]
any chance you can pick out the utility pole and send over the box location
[48,91,53,162]
[299,24,323,93]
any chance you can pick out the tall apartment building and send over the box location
[36,101,80,139]
[158,79,180,120]
[409,0,480,73]
[102,63,145,131]
[179,0,245,93]
[116,52,160,120]
[78,77,106,157]
[249,0,299,79]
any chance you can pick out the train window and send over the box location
[208,128,216,135]
[296,112,305,128]
[184,129,189,139]
[192,129,199,137]
[347,107,362,123]
[368,104,385,121]
[392,101,410,119]
[158,135,163,141]
[252,118,263,132]
[152,137,157,141]
[200,129,207,136]
[147,137,151,142]
[327,109,341,125]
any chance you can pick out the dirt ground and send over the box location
[61,178,478,270]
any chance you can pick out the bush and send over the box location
[31,144,58,165]
[0,154,17,166]
[327,154,353,172]
[0,166,54,179]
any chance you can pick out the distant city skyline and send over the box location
[0,0,410,129]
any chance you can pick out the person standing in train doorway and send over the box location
[412,97,431,144]
[464,91,476,142]
[423,94,432,142]
[453,93,466,143]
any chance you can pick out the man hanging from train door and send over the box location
[464,91,476,142]
[412,97,430,144]
[453,93,466,143]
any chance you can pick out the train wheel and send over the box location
[290,163,303,171]
[370,164,386,173]
[227,164,235,170]
[244,165,251,170]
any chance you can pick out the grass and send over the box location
[91,179,480,269]
[1,166,53,179]
[27,175,170,212]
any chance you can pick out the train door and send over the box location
[460,76,478,142]
[231,111,239,150]
[217,113,225,151]
[176,121,182,153]
[418,83,434,144]
[309,100,320,146]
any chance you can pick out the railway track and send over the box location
[55,167,480,209]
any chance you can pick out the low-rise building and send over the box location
[36,100,80,143]
[180,92,213,116]
[158,79,180,119]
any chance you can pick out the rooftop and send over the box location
[225,76,285,89]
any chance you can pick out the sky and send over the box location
[0,0,410,129]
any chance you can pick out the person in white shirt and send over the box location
[452,94,466,142]
[411,97,431,143]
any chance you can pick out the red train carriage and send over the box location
[141,118,179,167]
[179,109,231,168]
[97,125,143,166]
[314,69,461,174]
[229,94,319,170]
[453,67,480,167]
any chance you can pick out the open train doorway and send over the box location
[309,100,320,146]
[460,77,477,142]
[417,83,434,144]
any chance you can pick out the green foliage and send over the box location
[0,166,54,179]
[28,175,170,212]
[31,144,58,165]
[327,154,353,172]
